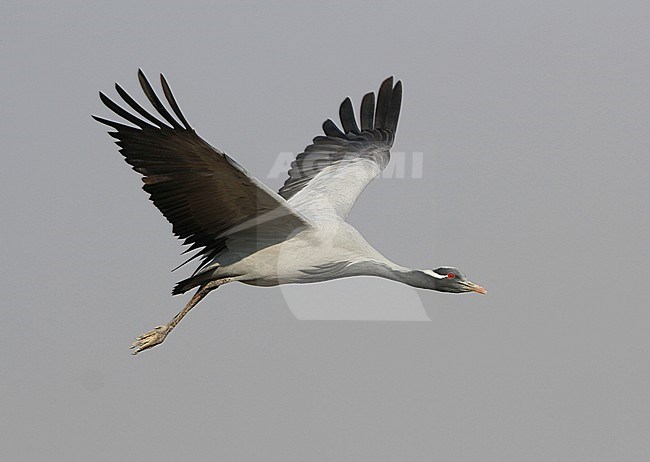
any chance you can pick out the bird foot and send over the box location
[130,325,170,355]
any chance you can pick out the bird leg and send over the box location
[130,277,237,355]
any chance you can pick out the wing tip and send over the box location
[322,118,344,138]
[377,76,402,131]
[338,97,360,135]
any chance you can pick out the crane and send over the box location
[94,71,486,354]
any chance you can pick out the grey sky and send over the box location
[1,1,649,460]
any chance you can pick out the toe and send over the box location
[129,326,169,355]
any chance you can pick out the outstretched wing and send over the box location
[94,70,309,275]
[279,77,402,221]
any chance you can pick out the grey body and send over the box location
[94,71,485,354]
[216,221,392,286]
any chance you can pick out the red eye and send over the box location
[447,273,455,279]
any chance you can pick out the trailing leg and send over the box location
[130,277,238,355]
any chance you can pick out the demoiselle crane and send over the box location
[94,71,486,354]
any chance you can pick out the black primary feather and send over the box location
[279,77,403,200]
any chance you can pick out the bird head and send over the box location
[425,267,487,294]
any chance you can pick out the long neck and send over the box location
[360,261,440,290]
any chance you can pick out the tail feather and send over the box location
[172,273,210,295]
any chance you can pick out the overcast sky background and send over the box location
[2,1,649,460]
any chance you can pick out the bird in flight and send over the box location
[94,70,486,354]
